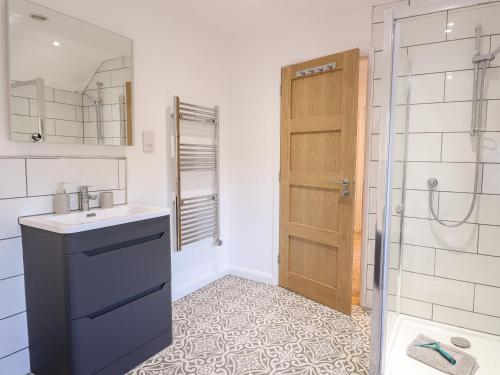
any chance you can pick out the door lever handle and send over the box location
[328,178,350,197]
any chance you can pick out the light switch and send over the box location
[142,131,155,153]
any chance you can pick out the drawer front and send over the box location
[71,281,172,375]
[68,230,171,319]
[63,216,170,255]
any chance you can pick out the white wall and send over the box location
[225,5,373,283]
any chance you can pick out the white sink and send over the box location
[19,205,170,234]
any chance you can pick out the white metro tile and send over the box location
[373,79,382,107]
[119,159,126,189]
[486,100,500,131]
[409,102,472,133]
[477,194,500,226]
[26,158,120,196]
[54,89,83,106]
[394,105,407,133]
[401,244,435,275]
[369,161,378,188]
[475,285,500,318]
[406,133,442,161]
[403,217,478,253]
[482,132,500,163]
[0,348,30,375]
[9,97,29,115]
[364,290,373,309]
[371,134,380,160]
[0,196,53,239]
[374,51,383,80]
[110,68,132,87]
[437,192,479,224]
[10,115,39,134]
[366,265,374,290]
[405,162,476,192]
[447,3,500,40]
[398,12,446,47]
[46,102,76,121]
[485,67,500,99]
[0,238,23,280]
[478,225,500,256]
[411,73,445,104]
[368,214,376,240]
[391,162,404,189]
[433,305,500,336]
[401,271,474,310]
[55,120,84,137]
[435,249,500,287]
[400,298,433,320]
[441,132,477,162]
[389,242,400,270]
[0,159,26,199]
[0,276,26,319]
[367,239,375,265]
[369,187,377,214]
[404,189,435,219]
[103,121,123,138]
[491,35,500,68]
[373,22,384,51]
[0,312,28,359]
[392,134,405,162]
[445,70,473,102]
[408,38,480,75]
[371,106,382,134]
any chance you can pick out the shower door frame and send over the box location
[369,0,500,374]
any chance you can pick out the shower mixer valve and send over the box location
[427,178,438,189]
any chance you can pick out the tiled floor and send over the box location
[129,276,371,375]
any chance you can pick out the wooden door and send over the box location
[279,49,360,315]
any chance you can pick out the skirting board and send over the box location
[228,266,276,285]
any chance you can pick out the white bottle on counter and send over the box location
[53,182,70,215]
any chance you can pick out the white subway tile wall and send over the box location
[10,85,84,143]
[0,157,126,373]
[365,2,500,335]
[82,57,132,145]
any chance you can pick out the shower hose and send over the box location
[427,60,486,227]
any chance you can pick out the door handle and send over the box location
[329,178,350,197]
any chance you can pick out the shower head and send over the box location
[472,46,500,63]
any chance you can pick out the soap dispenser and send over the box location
[53,182,70,215]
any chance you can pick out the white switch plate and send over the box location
[142,131,155,153]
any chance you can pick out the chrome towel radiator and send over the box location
[174,96,222,250]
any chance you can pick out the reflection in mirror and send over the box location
[8,0,133,145]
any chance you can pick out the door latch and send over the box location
[329,178,350,197]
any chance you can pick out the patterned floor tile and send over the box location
[128,276,371,375]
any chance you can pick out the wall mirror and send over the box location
[7,0,134,145]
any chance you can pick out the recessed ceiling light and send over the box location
[30,13,48,22]
[52,40,61,47]
[448,22,455,27]
[445,29,452,33]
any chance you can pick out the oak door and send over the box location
[279,49,360,315]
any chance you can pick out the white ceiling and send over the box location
[9,0,132,91]
[165,0,371,40]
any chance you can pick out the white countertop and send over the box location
[19,205,170,234]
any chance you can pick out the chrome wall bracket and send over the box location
[295,62,337,77]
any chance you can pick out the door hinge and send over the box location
[278,170,281,181]
[278,254,280,263]
[280,85,282,97]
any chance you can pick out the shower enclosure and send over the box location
[371,1,500,374]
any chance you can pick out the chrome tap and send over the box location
[79,185,97,211]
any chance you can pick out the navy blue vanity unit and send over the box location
[21,215,172,375]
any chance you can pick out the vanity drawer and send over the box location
[63,215,170,255]
[67,229,170,319]
[71,281,172,375]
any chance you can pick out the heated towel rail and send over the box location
[174,96,222,250]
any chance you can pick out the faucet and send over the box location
[79,186,97,211]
